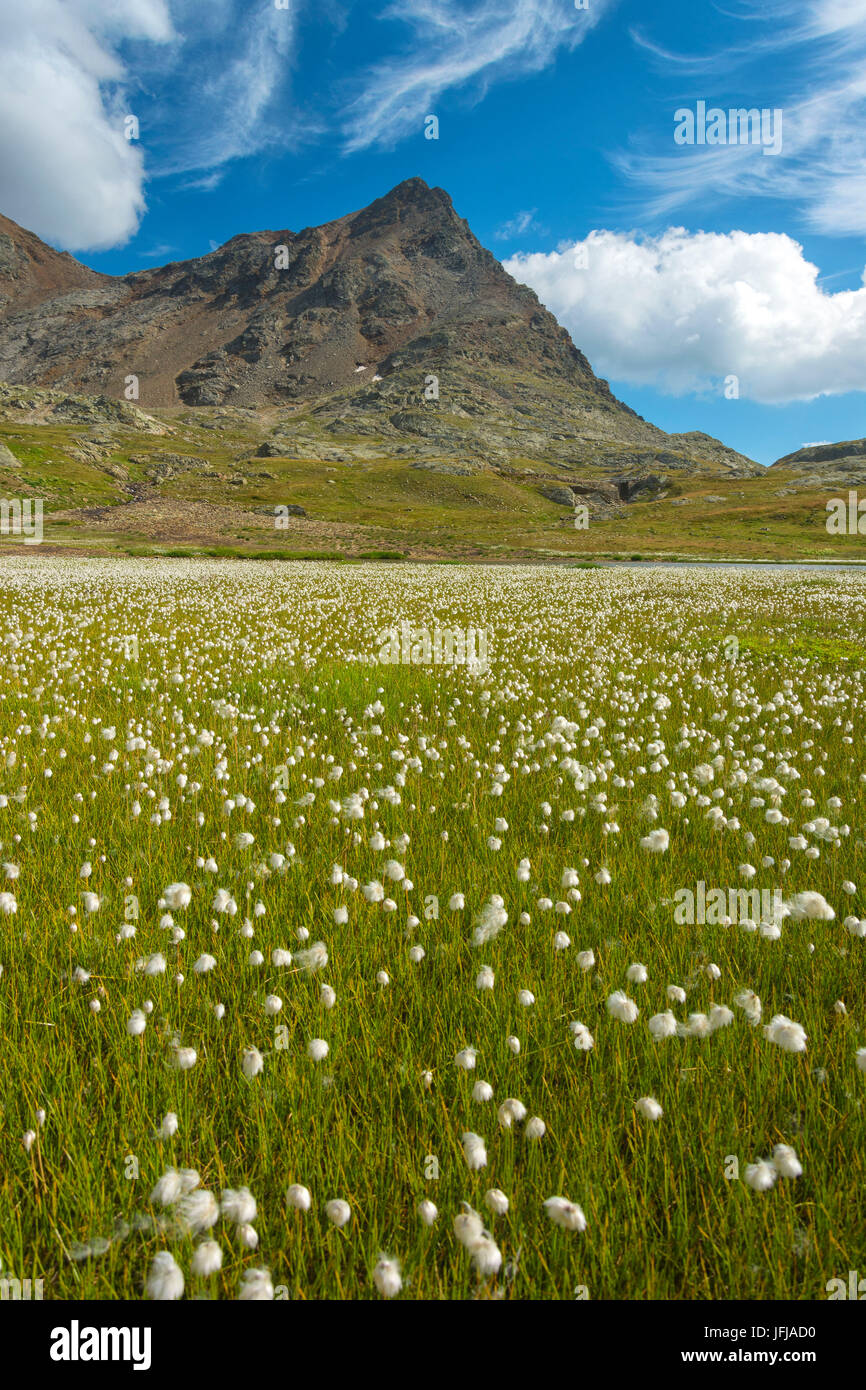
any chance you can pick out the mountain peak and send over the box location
[0,182,756,478]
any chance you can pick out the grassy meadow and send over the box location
[0,557,864,1301]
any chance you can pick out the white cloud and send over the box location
[0,0,173,250]
[504,228,866,403]
[0,0,300,251]
[621,0,866,237]
[494,209,544,241]
[341,0,610,152]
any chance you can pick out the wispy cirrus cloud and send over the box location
[340,0,612,153]
[619,0,866,236]
[494,208,547,241]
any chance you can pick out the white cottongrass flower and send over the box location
[144,953,166,977]
[484,1188,510,1216]
[570,1021,594,1051]
[648,1011,677,1040]
[469,1231,502,1279]
[626,963,648,984]
[295,941,328,974]
[763,1015,808,1053]
[325,1198,352,1227]
[606,990,639,1023]
[472,1079,494,1102]
[127,1010,147,1037]
[543,1196,587,1232]
[221,1187,257,1225]
[734,990,762,1024]
[640,829,669,852]
[448,892,465,910]
[554,930,571,951]
[177,1189,220,1234]
[173,1047,197,1070]
[238,1269,274,1300]
[372,1254,402,1298]
[576,949,595,971]
[264,994,283,1016]
[376,970,390,986]
[242,1046,265,1079]
[472,895,508,947]
[506,1035,521,1054]
[497,1097,527,1128]
[81,892,100,913]
[157,1112,178,1140]
[151,1169,183,1206]
[476,965,495,991]
[163,883,192,910]
[408,944,425,963]
[146,1251,184,1300]
[417,1198,438,1226]
[287,1183,312,1211]
[635,1096,663,1121]
[0,892,16,915]
[679,1013,712,1039]
[320,983,336,1009]
[517,989,535,1007]
[525,1116,546,1140]
[191,1239,223,1277]
[462,1131,488,1170]
[237,1228,259,1255]
[666,985,686,1004]
[784,891,835,921]
[455,1046,477,1071]
[772,1144,802,1179]
[193,953,216,974]
[308,1038,329,1062]
[708,1005,734,1032]
[855,1048,866,1072]
[744,1160,777,1192]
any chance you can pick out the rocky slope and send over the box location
[0,179,760,482]
[769,439,866,486]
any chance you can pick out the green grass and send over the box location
[0,559,864,1301]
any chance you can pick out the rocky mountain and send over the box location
[770,439,866,486]
[0,178,760,479]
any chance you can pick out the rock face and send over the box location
[770,439,866,486]
[0,178,761,477]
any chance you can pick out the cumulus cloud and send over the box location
[0,0,173,250]
[504,228,866,403]
[341,0,610,152]
[0,0,299,251]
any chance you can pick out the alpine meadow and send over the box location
[1,557,864,1301]
[4,0,866,1328]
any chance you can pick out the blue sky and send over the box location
[3,0,866,464]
